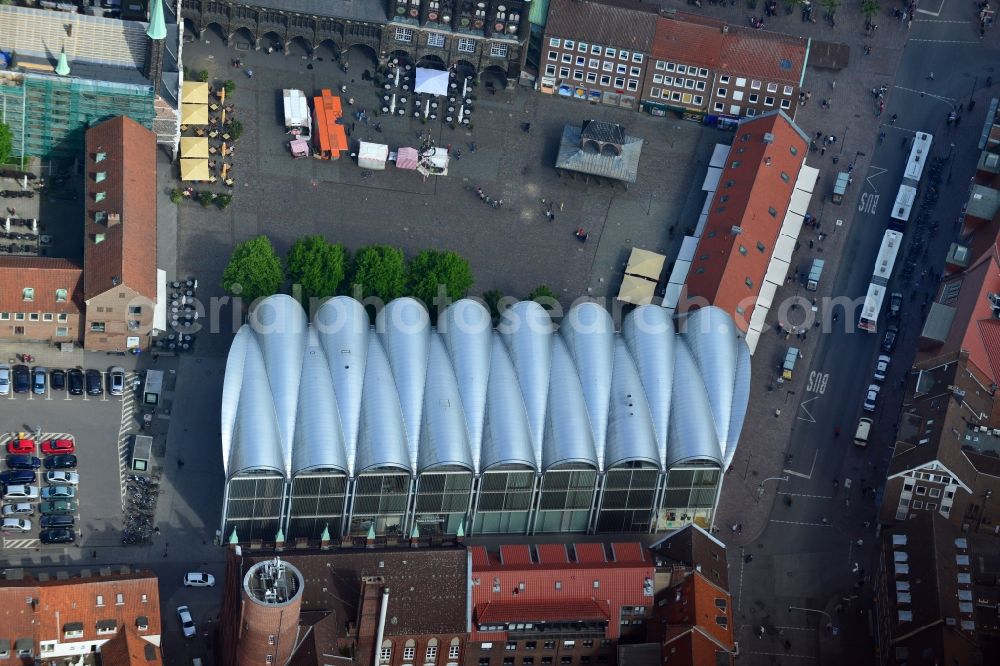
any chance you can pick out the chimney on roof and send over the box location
[763,132,775,144]
[107,212,120,227]
[765,157,772,166]
[722,24,729,33]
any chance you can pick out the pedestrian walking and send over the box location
[246,69,254,79]
[820,146,826,156]
[559,201,564,211]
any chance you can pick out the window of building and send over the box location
[490,43,509,58]
[927,502,938,511]
[91,322,106,333]
[549,38,561,47]
[739,245,748,255]
[768,206,778,217]
[458,38,476,53]
[115,593,124,605]
[745,277,753,288]
[602,61,613,72]
[573,70,584,81]
[404,647,416,661]
[562,53,573,64]
[22,287,34,301]
[0,312,8,320]
[503,660,515,666]
[96,595,104,606]
[718,75,730,84]
[15,312,25,321]
[381,645,393,663]
[548,50,558,61]
[267,635,276,646]
[545,64,556,76]
[764,96,775,106]
[482,644,494,651]
[767,82,778,92]
[616,64,627,74]
[783,85,794,95]
[751,80,762,90]
[427,646,438,662]
[564,40,575,49]
[64,624,84,639]
[627,79,638,91]
[588,59,599,69]
[28,313,39,321]
[676,64,687,74]
[629,66,641,77]
[600,74,611,86]
[56,326,68,337]
[757,241,767,252]
[58,313,68,322]
[945,490,955,499]
[449,642,461,660]
[559,67,570,78]
[95,171,107,183]
[95,151,107,163]
[591,45,601,55]
[912,500,924,509]
[95,191,107,202]
[614,77,625,88]
[653,74,663,84]
[586,71,597,83]
[780,99,791,109]
[266,657,274,665]
[479,660,491,666]
[714,102,724,112]
[576,56,586,66]
[544,642,556,650]
[789,145,798,155]
[560,659,572,665]
[685,79,695,89]
[619,50,629,60]
[541,660,553,666]
[749,93,759,103]
[693,95,704,105]
[395,27,413,43]
[650,87,661,98]
[427,33,445,48]
[523,659,535,666]
[605,48,616,58]
[506,643,517,652]
[745,108,756,117]
[717,87,727,98]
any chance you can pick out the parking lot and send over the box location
[1,366,138,553]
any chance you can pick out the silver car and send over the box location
[1,518,32,532]
[0,363,10,395]
[2,503,34,517]
[873,355,890,382]
[863,384,880,413]
[109,366,125,396]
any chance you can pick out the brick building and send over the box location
[466,542,656,666]
[219,547,469,666]
[680,110,811,352]
[642,14,807,122]
[0,568,162,665]
[873,512,1000,665]
[0,258,84,343]
[538,0,656,108]
[82,116,159,352]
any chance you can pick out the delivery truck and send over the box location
[806,258,825,291]
[282,89,311,139]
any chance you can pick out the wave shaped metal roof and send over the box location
[222,297,750,479]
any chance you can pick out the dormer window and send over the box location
[95,192,106,202]
[55,289,67,302]
[136,616,149,631]
[95,211,107,223]
[22,288,34,301]
[95,172,107,183]
[95,151,107,163]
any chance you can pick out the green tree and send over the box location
[822,0,841,18]
[861,0,880,22]
[0,121,13,165]
[227,119,244,141]
[406,249,474,310]
[286,235,347,304]
[223,79,236,95]
[222,235,284,302]
[528,285,558,311]
[482,289,504,326]
[350,245,407,303]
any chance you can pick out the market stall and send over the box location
[180,136,210,159]
[181,102,209,126]
[358,141,389,170]
[180,158,210,182]
[414,67,449,96]
[181,81,209,105]
[289,139,310,158]
[416,147,450,177]
[394,146,419,170]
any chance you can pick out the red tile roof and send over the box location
[611,542,646,563]
[499,544,533,566]
[650,17,725,70]
[657,573,734,664]
[535,543,568,564]
[470,545,492,569]
[84,116,158,302]
[0,257,83,313]
[98,625,162,666]
[476,599,610,625]
[573,543,607,564]
[683,111,808,330]
[545,0,658,52]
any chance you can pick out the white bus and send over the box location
[859,230,904,332]
[891,132,933,226]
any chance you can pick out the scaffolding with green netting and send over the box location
[0,72,155,159]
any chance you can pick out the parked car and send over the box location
[3,485,39,500]
[5,455,41,470]
[45,471,79,486]
[6,439,34,455]
[854,418,874,447]
[109,366,125,396]
[863,384,881,412]
[68,369,84,395]
[0,470,37,485]
[44,455,77,470]
[183,572,216,588]
[39,500,78,515]
[2,503,34,517]
[873,355,891,382]
[176,606,197,638]
[31,366,47,394]
[889,292,903,318]
[85,369,103,395]
[40,485,75,500]
[1,518,32,532]
[0,363,9,395]
[12,364,29,393]
[40,528,75,544]
[882,325,899,353]
[50,369,66,391]
[40,514,75,529]
[41,439,75,455]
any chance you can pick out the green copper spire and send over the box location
[275,527,285,543]
[228,527,239,545]
[411,523,420,539]
[367,523,376,540]
[456,521,465,538]
[146,0,167,41]
[54,49,70,76]
[320,523,331,541]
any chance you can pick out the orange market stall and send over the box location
[313,88,348,160]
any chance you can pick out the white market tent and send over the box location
[358,141,389,170]
[414,67,449,96]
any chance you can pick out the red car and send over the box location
[6,439,35,455]
[41,439,75,455]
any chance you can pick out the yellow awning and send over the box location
[181,103,209,126]
[617,274,657,305]
[180,158,210,181]
[181,81,209,105]
[180,136,209,158]
[625,247,667,282]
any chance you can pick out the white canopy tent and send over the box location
[414,67,450,96]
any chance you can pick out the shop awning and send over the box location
[415,67,449,96]
[625,247,666,282]
[358,141,389,170]
[181,103,209,126]
[396,146,419,170]
[180,136,209,158]
[180,158,210,181]
[181,80,209,104]
[153,269,167,333]
[617,274,657,305]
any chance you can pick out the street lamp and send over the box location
[756,475,789,503]
[788,605,839,636]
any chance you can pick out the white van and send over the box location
[854,418,873,447]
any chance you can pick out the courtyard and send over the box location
[176,35,729,351]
